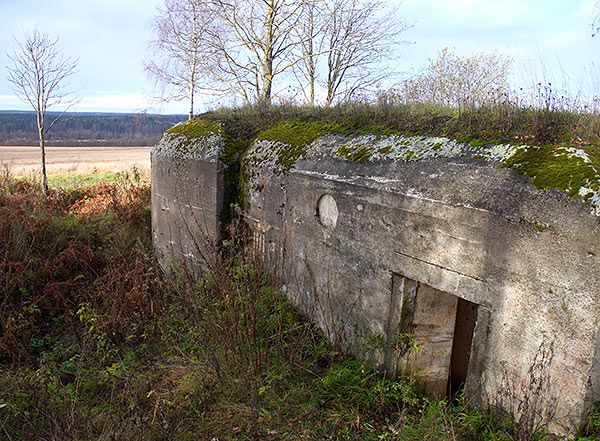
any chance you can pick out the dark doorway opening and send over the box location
[388,275,480,401]
[449,297,478,399]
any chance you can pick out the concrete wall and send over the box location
[243,134,600,436]
[151,125,224,277]
[151,125,600,436]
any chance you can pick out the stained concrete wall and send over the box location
[151,124,224,277]
[151,125,600,436]
[242,134,600,436]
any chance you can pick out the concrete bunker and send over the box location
[151,119,600,437]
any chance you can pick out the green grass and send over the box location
[201,102,600,149]
[47,170,122,188]
[45,168,149,189]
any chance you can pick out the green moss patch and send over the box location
[157,118,224,158]
[253,121,344,173]
[274,143,309,172]
[503,145,600,202]
[165,118,223,138]
[256,121,340,147]
[336,144,376,163]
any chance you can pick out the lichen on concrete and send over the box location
[475,143,521,162]
[245,139,309,175]
[330,134,600,217]
[335,135,467,162]
[152,119,224,162]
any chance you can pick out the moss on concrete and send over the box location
[337,145,376,163]
[274,143,309,172]
[254,121,347,173]
[157,109,600,218]
[502,145,600,208]
[256,121,340,147]
[159,119,224,157]
[165,118,223,138]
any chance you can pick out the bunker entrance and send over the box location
[450,297,478,398]
[389,275,478,400]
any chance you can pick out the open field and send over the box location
[0,145,151,176]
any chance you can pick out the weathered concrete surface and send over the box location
[243,134,600,436]
[151,122,224,277]
[150,120,600,436]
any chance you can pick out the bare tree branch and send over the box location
[145,0,217,119]
[209,0,310,105]
[5,28,79,195]
[292,0,408,106]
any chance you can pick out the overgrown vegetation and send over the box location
[399,48,512,110]
[200,101,600,150]
[3,171,598,439]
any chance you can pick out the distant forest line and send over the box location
[0,111,187,146]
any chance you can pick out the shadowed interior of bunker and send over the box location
[388,273,478,399]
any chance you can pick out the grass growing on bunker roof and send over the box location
[199,102,600,148]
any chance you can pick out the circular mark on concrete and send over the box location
[317,194,338,228]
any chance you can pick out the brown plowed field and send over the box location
[0,146,151,176]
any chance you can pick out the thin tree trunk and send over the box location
[309,59,315,106]
[188,76,195,120]
[260,2,275,105]
[325,86,334,106]
[37,117,48,195]
[307,35,315,106]
[307,7,315,106]
[261,60,273,105]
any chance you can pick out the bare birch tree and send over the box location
[209,0,308,105]
[291,0,327,105]
[293,0,408,106]
[323,0,407,105]
[146,0,216,119]
[148,0,407,107]
[5,29,79,195]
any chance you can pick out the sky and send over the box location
[0,0,597,114]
